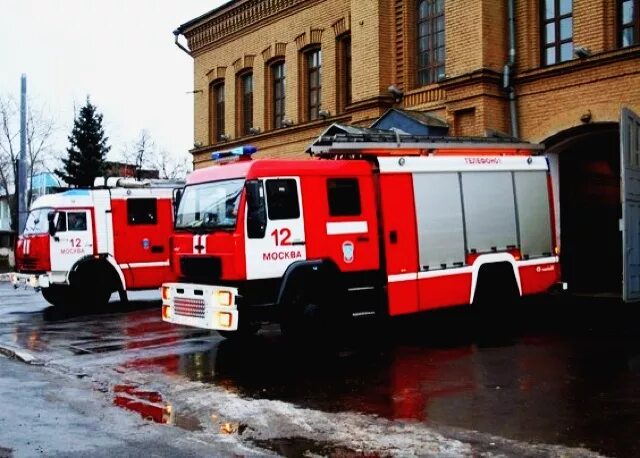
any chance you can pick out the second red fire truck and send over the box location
[12,177,183,307]
[161,132,561,336]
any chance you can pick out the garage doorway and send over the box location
[546,124,621,295]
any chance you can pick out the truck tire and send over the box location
[472,263,520,309]
[72,283,112,308]
[279,285,331,343]
[471,262,520,333]
[218,321,259,340]
[69,261,117,308]
[41,285,76,307]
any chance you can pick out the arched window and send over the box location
[271,61,286,129]
[237,71,253,136]
[337,33,352,112]
[305,48,322,121]
[620,0,639,47]
[209,80,225,143]
[417,0,445,86]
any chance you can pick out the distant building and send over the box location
[106,161,159,180]
[0,195,14,270]
[30,172,67,202]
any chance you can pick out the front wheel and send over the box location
[218,321,259,340]
[41,285,76,307]
[279,287,334,343]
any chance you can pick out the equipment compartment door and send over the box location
[113,197,172,289]
[379,173,419,315]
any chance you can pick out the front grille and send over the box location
[180,256,221,283]
[174,297,206,318]
[19,257,42,272]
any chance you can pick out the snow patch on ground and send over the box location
[115,369,606,457]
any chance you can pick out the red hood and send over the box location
[16,234,51,273]
[171,231,245,281]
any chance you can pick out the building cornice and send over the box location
[346,95,395,113]
[515,45,640,84]
[181,0,325,56]
[438,68,503,90]
[189,113,352,159]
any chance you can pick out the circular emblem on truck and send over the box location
[342,241,354,264]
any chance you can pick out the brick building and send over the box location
[176,0,640,296]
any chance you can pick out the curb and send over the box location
[0,344,43,365]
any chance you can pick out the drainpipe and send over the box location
[173,29,192,56]
[504,0,519,138]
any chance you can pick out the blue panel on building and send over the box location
[371,109,449,136]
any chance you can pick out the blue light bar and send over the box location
[211,145,257,161]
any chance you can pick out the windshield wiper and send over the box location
[176,224,235,234]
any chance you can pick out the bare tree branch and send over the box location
[153,149,189,180]
[0,94,57,228]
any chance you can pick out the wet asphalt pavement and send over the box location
[1,282,639,457]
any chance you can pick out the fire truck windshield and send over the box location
[175,178,245,231]
[23,208,52,235]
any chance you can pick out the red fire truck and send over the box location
[12,177,183,307]
[161,133,561,336]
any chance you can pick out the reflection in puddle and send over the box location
[112,384,202,431]
[122,310,640,458]
[252,437,385,458]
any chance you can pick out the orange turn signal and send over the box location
[161,286,171,301]
[217,311,232,328]
[162,304,172,320]
[217,290,232,307]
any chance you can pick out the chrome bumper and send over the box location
[161,282,239,331]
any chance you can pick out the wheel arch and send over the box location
[276,259,342,306]
[69,254,126,293]
[469,253,522,304]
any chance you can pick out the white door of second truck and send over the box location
[621,107,640,302]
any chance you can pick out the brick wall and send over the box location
[181,0,640,166]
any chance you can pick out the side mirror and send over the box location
[47,211,57,237]
[172,188,184,220]
[245,180,266,239]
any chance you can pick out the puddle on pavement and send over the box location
[7,286,640,458]
[111,384,203,431]
[121,300,640,458]
[251,437,386,458]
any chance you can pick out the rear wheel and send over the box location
[471,262,520,339]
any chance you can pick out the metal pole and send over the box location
[18,74,28,234]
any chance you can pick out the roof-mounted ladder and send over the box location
[309,133,543,158]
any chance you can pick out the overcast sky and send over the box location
[0,0,225,165]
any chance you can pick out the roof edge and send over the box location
[176,0,241,34]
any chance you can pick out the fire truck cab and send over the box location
[13,177,183,307]
[161,134,561,336]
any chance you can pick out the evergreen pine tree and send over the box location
[56,97,110,187]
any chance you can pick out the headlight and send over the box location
[216,290,233,307]
[161,286,171,301]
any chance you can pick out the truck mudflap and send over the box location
[10,272,51,290]
[161,282,239,331]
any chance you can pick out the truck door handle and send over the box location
[151,245,164,253]
[357,236,369,242]
[389,231,398,244]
